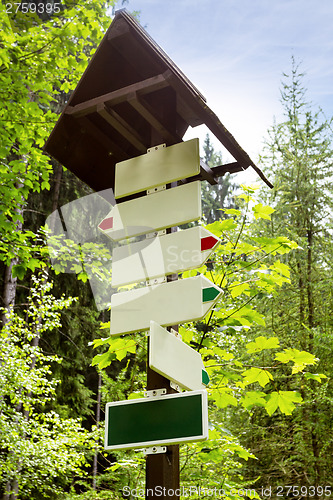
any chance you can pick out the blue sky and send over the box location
[113,0,333,178]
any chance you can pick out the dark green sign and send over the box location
[104,390,208,450]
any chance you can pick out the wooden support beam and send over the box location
[96,103,147,154]
[200,160,218,185]
[145,219,180,500]
[179,161,245,186]
[127,92,181,145]
[146,357,180,500]
[66,72,171,118]
[211,161,244,177]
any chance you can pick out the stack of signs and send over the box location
[98,139,222,451]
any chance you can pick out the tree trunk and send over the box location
[92,371,102,490]
[51,163,63,215]
[306,228,314,350]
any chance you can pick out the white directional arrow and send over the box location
[114,138,200,199]
[149,321,209,391]
[98,181,201,242]
[112,226,220,287]
[109,274,222,336]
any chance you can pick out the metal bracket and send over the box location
[146,276,167,286]
[144,388,167,398]
[146,229,166,239]
[147,143,166,153]
[170,381,181,392]
[144,446,167,455]
[170,327,182,340]
[147,184,166,195]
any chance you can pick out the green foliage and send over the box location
[0,276,94,498]
[0,0,111,271]
[91,186,321,494]
[180,428,260,499]
[246,336,280,353]
[0,4,116,494]
[242,58,333,488]
[252,203,274,220]
[265,391,302,416]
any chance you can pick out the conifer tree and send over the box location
[245,58,333,491]
[201,134,237,223]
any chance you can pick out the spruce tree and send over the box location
[201,134,238,223]
[245,58,333,491]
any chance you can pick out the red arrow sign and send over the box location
[201,235,219,252]
[111,226,220,288]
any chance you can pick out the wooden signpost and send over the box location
[99,138,220,496]
[44,10,269,499]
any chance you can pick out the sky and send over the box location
[113,0,333,182]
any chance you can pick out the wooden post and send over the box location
[145,363,180,498]
[145,181,180,498]
[145,87,180,497]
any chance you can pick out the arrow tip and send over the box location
[99,216,113,231]
[202,369,210,386]
[202,286,221,303]
[201,236,219,251]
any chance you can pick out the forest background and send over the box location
[0,0,332,499]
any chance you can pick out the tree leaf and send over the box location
[91,351,116,369]
[265,391,302,416]
[275,348,317,373]
[213,390,238,408]
[219,218,238,231]
[91,337,111,348]
[270,260,290,277]
[11,264,26,280]
[246,336,280,353]
[242,367,273,387]
[241,391,267,409]
[252,203,275,220]
[230,282,250,298]
[222,208,241,217]
[304,373,327,382]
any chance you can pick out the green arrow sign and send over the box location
[109,274,222,336]
[202,369,210,386]
[104,390,208,450]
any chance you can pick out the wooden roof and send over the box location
[44,9,272,192]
